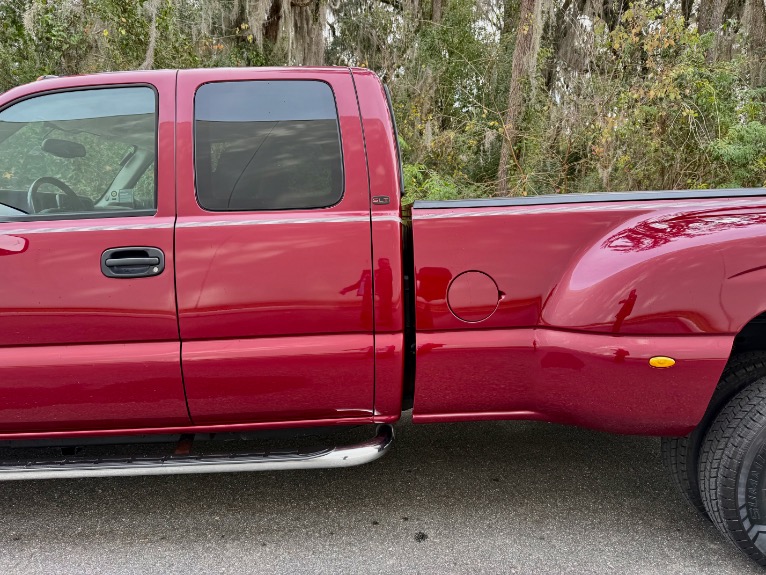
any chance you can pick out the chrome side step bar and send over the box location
[0,424,394,481]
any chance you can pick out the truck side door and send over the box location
[0,73,189,433]
[175,68,375,425]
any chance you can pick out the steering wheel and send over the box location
[27,177,84,214]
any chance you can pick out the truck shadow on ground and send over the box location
[0,416,760,574]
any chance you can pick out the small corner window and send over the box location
[194,80,344,212]
[0,86,157,220]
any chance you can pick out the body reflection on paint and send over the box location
[340,258,395,330]
[415,267,452,330]
[340,269,373,329]
[0,235,27,255]
[376,258,394,328]
[603,210,766,252]
[613,289,637,332]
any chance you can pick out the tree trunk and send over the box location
[496,0,542,195]
[431,0,443,23]
[292,0,326,65]
[682,0,694,22]
[698,0,716,33]
[139,0,160,70]
[602,0,630,31]
[261,0,326,65]
[263,0,283,44]
[420,0,444,152]
[747,0,766,86]
[699,0,731,62]
[546,0,589,87]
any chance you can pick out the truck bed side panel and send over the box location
[411,195,766,434]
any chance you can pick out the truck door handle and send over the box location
[101,247,165,278]
[104,257,159,267]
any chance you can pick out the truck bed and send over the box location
[410,188,766,434]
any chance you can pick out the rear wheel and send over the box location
[660,352,766,515]
[699,378,766,566]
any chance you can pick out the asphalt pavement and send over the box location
[0,414,761,575]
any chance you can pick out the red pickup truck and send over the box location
[1,67,766,566]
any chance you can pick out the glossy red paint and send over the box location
[412,328,732,434]
[174,68,376,424]
[370,332,405,420]
[0,71,178,347]
[2,68,763,443]
[411,196,766,433]
[0,71,189,432]
[0,343,189,432]
[352,69,406,419]
[182,335,375,425]
[447,271,501,322]
[0,235,26,254]
[412,197,766,335]
[543,202,766,334]
[0,218,176,347]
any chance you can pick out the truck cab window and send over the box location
[194,80,343,211]
[0,87,157,218]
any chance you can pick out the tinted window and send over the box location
[194,81,343,211]
[0,87,157,218]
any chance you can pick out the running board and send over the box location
[0,424,394,481]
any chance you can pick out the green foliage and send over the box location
[710,122,766,187]
[402,162,491,204]
[0,124,132,199]
[94,0,152,69]
[0,0,91,86]
[516,3,766,194]
[1,0,764,198]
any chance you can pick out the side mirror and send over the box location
[41,138,86,159]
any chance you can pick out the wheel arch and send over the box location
[731,310,766,355]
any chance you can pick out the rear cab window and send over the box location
[193,80,343,212]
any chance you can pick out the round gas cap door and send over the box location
[447,271,500,323]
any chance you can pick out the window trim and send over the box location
[192,79,346,213]
[0,83,160,222]
[0,209,157,223]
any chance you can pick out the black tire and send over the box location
[699,378,766,566]
[661,352,766,516]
